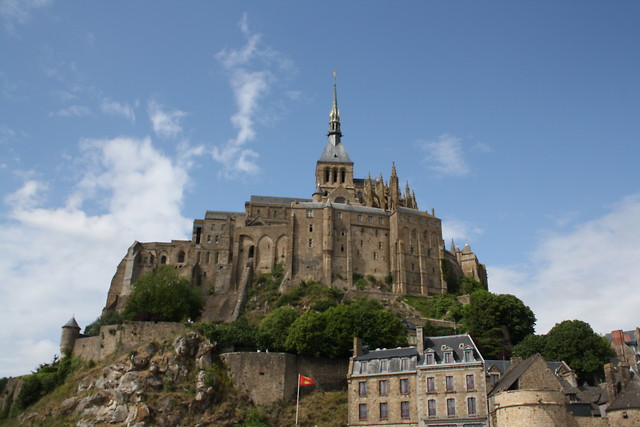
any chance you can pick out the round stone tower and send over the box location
[60,316,81,356]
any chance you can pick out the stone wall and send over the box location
[73,322,189,362]
[606,408,640,426]
[492,390,577,427]
[221,352,348,405]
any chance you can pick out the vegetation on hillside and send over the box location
[123,265,204,322]
[513,319,614,384]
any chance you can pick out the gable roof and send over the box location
[488,354,541,397]
[607,375,640,411]
[422,334,482,364]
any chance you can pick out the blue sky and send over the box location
[1,1,639,377]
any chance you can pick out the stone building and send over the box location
[346,329,487,427]
[102,78,487,321]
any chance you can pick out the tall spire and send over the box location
[328,71,341,139]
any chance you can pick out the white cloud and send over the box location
[488,193,640,335]
[0,0,52,34]
[441,217,484,249]
[0,136,192,377]
[147,99,187,139]
[53,104,90,117]
[212,13,294,179]
[419,134,471,177]
[101,98,136,122]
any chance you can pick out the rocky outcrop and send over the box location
[16,332,237,426]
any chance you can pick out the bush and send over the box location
[84,310,123,336]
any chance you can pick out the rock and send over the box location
[75,391,110,413]
[126,402,151,424]
[130,354,149,371]
[196,339,215,369]
[118,371,145,399]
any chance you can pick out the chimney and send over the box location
[612,330,625,346]
[353,337,363,358]
[416,326,424,354]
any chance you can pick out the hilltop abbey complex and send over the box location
[103,78,487,321]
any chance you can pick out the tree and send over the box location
[512,333,547,358]
[123,266,204,322]
[284,310,328,356]
[83,310,123,336]
[258,307,299,351]
[542,320,613,384]
[462,290,536,358]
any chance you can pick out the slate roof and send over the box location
[488,354,540,397]
[354,347,418,362]
[63,317,80,329]
[297,201,391,215]
[423,334,481,364]
[607,375,640,411]
[318,139,352,163]
[249,195,312,205]
[485,359,567,376]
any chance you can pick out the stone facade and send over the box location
[101,80,487,321]
[347,330,488,427]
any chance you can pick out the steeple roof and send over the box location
[62,316,80,329]
[318,72,352,164]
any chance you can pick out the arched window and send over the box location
[248,246,255,258]
[160,255,167,264]
[333,169,338,182]
[177,251,185,263]
[324,168,330,183]
[341,169,345,183]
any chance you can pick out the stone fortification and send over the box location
[101,79,487,322]
[221,352,348,405]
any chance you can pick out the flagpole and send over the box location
[295,374,301,425]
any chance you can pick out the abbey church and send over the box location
[103,79,487,321]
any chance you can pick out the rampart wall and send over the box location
[221,352,348,405]
[492,390,577,427]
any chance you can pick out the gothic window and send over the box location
[401,401,410,418]
[379,402,388,420]
[447,398,456,416]
[359,404,367,420]
[248,246,255,258]
[333,169,338,182]
[445,376,454,392]
[324,168,329,183]
[400,379,409,395]
[426,376,435,392]
[428,399,436,417]
[160,255,167,264]
[359,381,367,396]
[466,374,475,390]
[467,397,477,415]
[150,254,155,264]
[341,169,345,183]
[379,380,388,395]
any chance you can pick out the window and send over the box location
[426,377,436,393]
[401,401,410,418]
[378,217,384,224]
[273,210,277,218]
[467,397,477,415]
[215,235,220,244]
[357,214,363,222]
[379,380,388,396]
[380,360,388,372]
[428,399,437,417]
[401,358,409,371]
[400,378,409,394]
[177,251,185,263]
[378,242,383,249]
[309,224,313,232]
[464,350,474,362]
[336,212,342,219]
[205,252,210,264]
[447,398,456,416]
[379,402,388,420]
[359,381,367,397]
[368,216,373,223]
[160,255,167,264]
[466,374,475,391]
[359,404,367,420]
[214,252,219,264]
[359,362,368,374]
[445,376,454,392]
[207,235,211,243]
[444,351,453,363]
[308,239,313,248]
[306,209,313,218]
[425,353,435,365]
[373,252,378,260]
[490,373,500,386]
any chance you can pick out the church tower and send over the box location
[314,73,356,203]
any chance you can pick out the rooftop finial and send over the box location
[328,72,341,139]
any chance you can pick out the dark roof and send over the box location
[355,347,418,362]
[62,317,80,329]
[423,334,481,363]
[485,359,567,376]
[249,195,312,205]
[607,376,640,411]
[318,139,352,163]
[488,354,540,397]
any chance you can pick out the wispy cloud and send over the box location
[0,0,52,34]
[0,136,192,376]
[147,99,187,139]
[419,134,471,177]
[212,13,295,178]
[101,98,137,123]
[52,104,90,117]
[441,217,484,249]
[489,193,640,335]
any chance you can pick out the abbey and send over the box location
[103,78,487,321]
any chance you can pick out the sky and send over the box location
[1,1,639,377]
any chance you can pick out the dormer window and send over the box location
[444,351,453,364]
[380,359,388,372]
[463,350,474,362]
[401,357,409,371]
[425,352,435,365]
[359,361,368,375]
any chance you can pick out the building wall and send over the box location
[606,409,640,426]
[491,390,578,427]
[221,352,348,406]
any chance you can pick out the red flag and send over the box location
[299,375,314,386]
